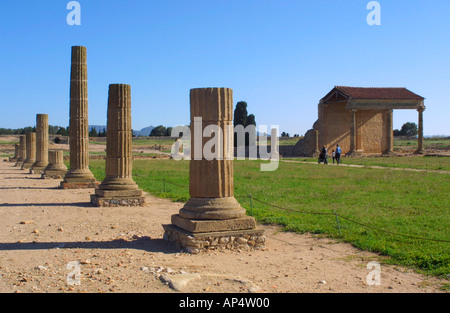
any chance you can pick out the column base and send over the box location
[21,161,35,170]
[41,170,68,179]
[90,194,146,207]
[414,149,425,155]
[171,214,256,233]
[60,179,99,189]
[163,224,266,254]
[30,166,47,175]
[382,151,396,157]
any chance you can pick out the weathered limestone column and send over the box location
[61,46,97,189]
[91,84,144,207]
[22,132,36,170]
[42,150,68,179]
[31,114,49,174]
[163,88,265,254]
[15,135,26,167]
[383,109,395,156]
[416,108,425,154]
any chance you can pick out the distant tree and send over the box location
[246,114,256,127]
[89,128,98,137]
[233,102,256,147]
[98,128,107,137]
[233,101,248,128]
[400,122,418,137]
[393,129,401,137]
[56,126,69,137]
[165,127,173,137]
[150,125,167,137]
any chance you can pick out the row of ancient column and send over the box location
[11,115,68,179]
[9,45,264,253]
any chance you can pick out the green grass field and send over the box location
[87,158,450,279]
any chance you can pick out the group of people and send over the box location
[319,144,342,165]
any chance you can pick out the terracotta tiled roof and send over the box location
[335,86,424,100]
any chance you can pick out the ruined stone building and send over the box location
[293,86,425,156]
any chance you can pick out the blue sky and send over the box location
[0,0,449,136]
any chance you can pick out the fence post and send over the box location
[334,211,342,236]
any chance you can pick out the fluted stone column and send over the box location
[42,150,68,179]
[61,46,97,189]
[22,132,36,170]
[164,88,264,254]
[31,114,49,173]
[91,84,144,207]
[15,135,26,167]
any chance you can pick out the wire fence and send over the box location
[143,177,450,244]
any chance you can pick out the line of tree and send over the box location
[0,125,70,136]
[89,128,107,137]
[149,125,173,137]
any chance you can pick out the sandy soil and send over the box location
[0,159,445,293]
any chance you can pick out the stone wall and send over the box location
[358,110,388,153]
[294,102,390,156]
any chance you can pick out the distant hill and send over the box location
[134,126,154,137]
[89,125,154,137]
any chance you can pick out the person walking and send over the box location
[335,144,342,165]
[332,150,336,164]
[321,145,328,165]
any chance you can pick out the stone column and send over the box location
[15,135,26,167]
[91,84,144,207]
[313,129,320,157]
[10,144,19,162]
[42,150,68,179]
[416,108,425,154]
[22,132,36,170]
[347,109,362,156]
[163,88,264,254]
[31,114,49,174]
[61,46,97,189]
[383,109,395,156]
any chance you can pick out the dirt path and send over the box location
[0,159,445,293]
[282,159,450,174]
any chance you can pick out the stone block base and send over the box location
[41,170,67,179]
[30,167,46,175]
[21,162,35,170]
[163,224,266,254]
[90,194,146,207]
[171,214,256,233]
[60,181,99,189]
